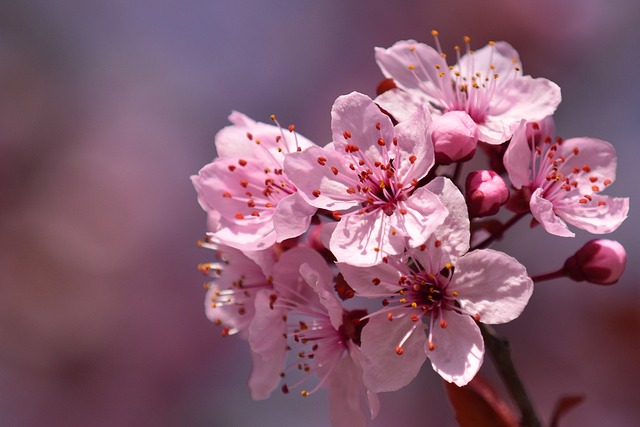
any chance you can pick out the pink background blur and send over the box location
[1,1,638,426]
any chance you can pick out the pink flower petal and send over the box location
[210,220,277,251]
[248,289,287,400]
[330,210,405,266]
[272,247,325,304]
[394,187,448,248]
[530,187,575,237]
[272,193,316,242]
[216,111,316,160]
[424,177,470,259]
[375,40,447,99]
[360,313,428,392]
[488,76,562,128]
[557,137,617,195]
[327,354,368,427]
[375,88,426,122]
[456,41,522,79]
[299,260,343,330]
[337,261,401,296]
[284,146,361,211]
[475,117,513,145]
[451,249,534,324]
[428,311,484,386]
[330,92,395,163]
[503,121,532,189]
[393,105,434,181]
[556,195,629,234]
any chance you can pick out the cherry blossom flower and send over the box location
[198,237,276,339]
[192,112,317,251]
[284,91,448,266]
[504,120,629,237]
[374,34,561,144]
[338,178,533,389]
[248,247,378,427]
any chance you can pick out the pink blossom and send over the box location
[192,112,317,251]
[374,36,561,144]
[563,239,627,285]
[504,120,629,237]
[338,178,533,389]
[284,92,448,266]
[198,238,276,339]
[247,247,378,426]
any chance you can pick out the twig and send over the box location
[471,212,526,251]
[480,324,542,427]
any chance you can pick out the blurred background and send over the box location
[1,0,638,426]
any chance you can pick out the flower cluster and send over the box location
[192,32,629,426]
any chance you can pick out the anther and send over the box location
[428,342,436,351]
[395,346,404,355]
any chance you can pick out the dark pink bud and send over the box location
[563,239,627,285]
[431,111,478,165]
[465,170,509,218]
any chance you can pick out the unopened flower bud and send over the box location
[465,170,509,218]
[563,239,627,285]
[431,111,478,164]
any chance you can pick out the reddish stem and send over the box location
[530,268,566,283]
[470,212,527,251]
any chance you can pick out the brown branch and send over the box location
[480,324,542,427]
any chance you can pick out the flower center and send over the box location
[528,123,612,209]
[405,31,522,124]
[224,120,302,221]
